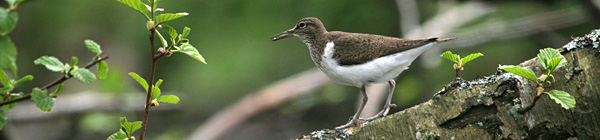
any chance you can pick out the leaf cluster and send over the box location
[116,0,206,64]
[108,117,142,140]
[500,48,575,109]
[440,51,483,77]
[129,72,180,106]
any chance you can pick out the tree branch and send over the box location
[298,29,600,140]
[0,56,109,106]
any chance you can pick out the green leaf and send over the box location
[34,56,66,72]
[151,86,160,100]
[0,70,7,85]
[0,9,18,35]
[0,36,17,74]
[70,68,96,84]
[70,56,78,67]
[0,87,10,94]
[31,88,53,112]
[182,26,190,38]
[155,79,163,88]
[460,53,483,66]
[5,0,24,7]
[547,90,576,109]
[155,12,189,25]
[5,0,17,5]
[500,65,538,83]
[50,84,64,97]
[157,95,179,104]
[119,117,127,126]
[84,40,102,56]
[162,25,177,41]
[546,56,567,74]
[155,30,169,48]
[128,72,148,91]
[13,75,32,86]
[175,44,206,64]
[440,51,459,63]
[537,48,562,70]
[120,119,142,137]
[97,61,108,80]
[0,109,6,130]
[116,0,148,18]
[107,131,129,140]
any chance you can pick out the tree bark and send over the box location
[297,29,600,140]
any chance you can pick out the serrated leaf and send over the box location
[0,109,6,130]
[0,36,17,73]
[155,30,169,48]
[460,53,483,66]
[162,25,177,41]
[500,65,539,83]
[151,86,160,100]
[70,56,78,66]
[122,121,142,137]
[116,0,148,18]
[107,131,129,140]
[176,44,206,64]
[31,88,53,112]
[440,51,459,63]
[547,56,567,74]
[84,40,102,56]
[97,61,108,80]
[50,84,64,97]
[182,27,190,38]
[0,9,18,35]
[156,12,189,24]
[157,95,179,104]
[547,90,576,109]
[537,48,562,70]
[14,75,32,86]
[70,68,96,84]
[128,72,148,91]
[34,56,66,72]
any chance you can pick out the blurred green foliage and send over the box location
[3,0,598,139]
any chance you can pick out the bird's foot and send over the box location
[365,106,390,121]
[335,117,362,130]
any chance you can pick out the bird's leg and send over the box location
[366,80,396,121]
[335,86,369,130]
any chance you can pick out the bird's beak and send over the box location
[272,28,294,41]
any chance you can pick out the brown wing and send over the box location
[331,33,441,66]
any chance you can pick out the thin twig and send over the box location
[0,56,110,106]
[139,27,157,140]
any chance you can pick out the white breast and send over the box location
[317,42,434,87]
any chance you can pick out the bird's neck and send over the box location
[303,32,330,66]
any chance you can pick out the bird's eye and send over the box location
[298,22,306,28]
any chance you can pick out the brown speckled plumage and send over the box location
[271,17,455,130]
[282,17,453,66]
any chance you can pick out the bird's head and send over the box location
[272,17,327,41]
